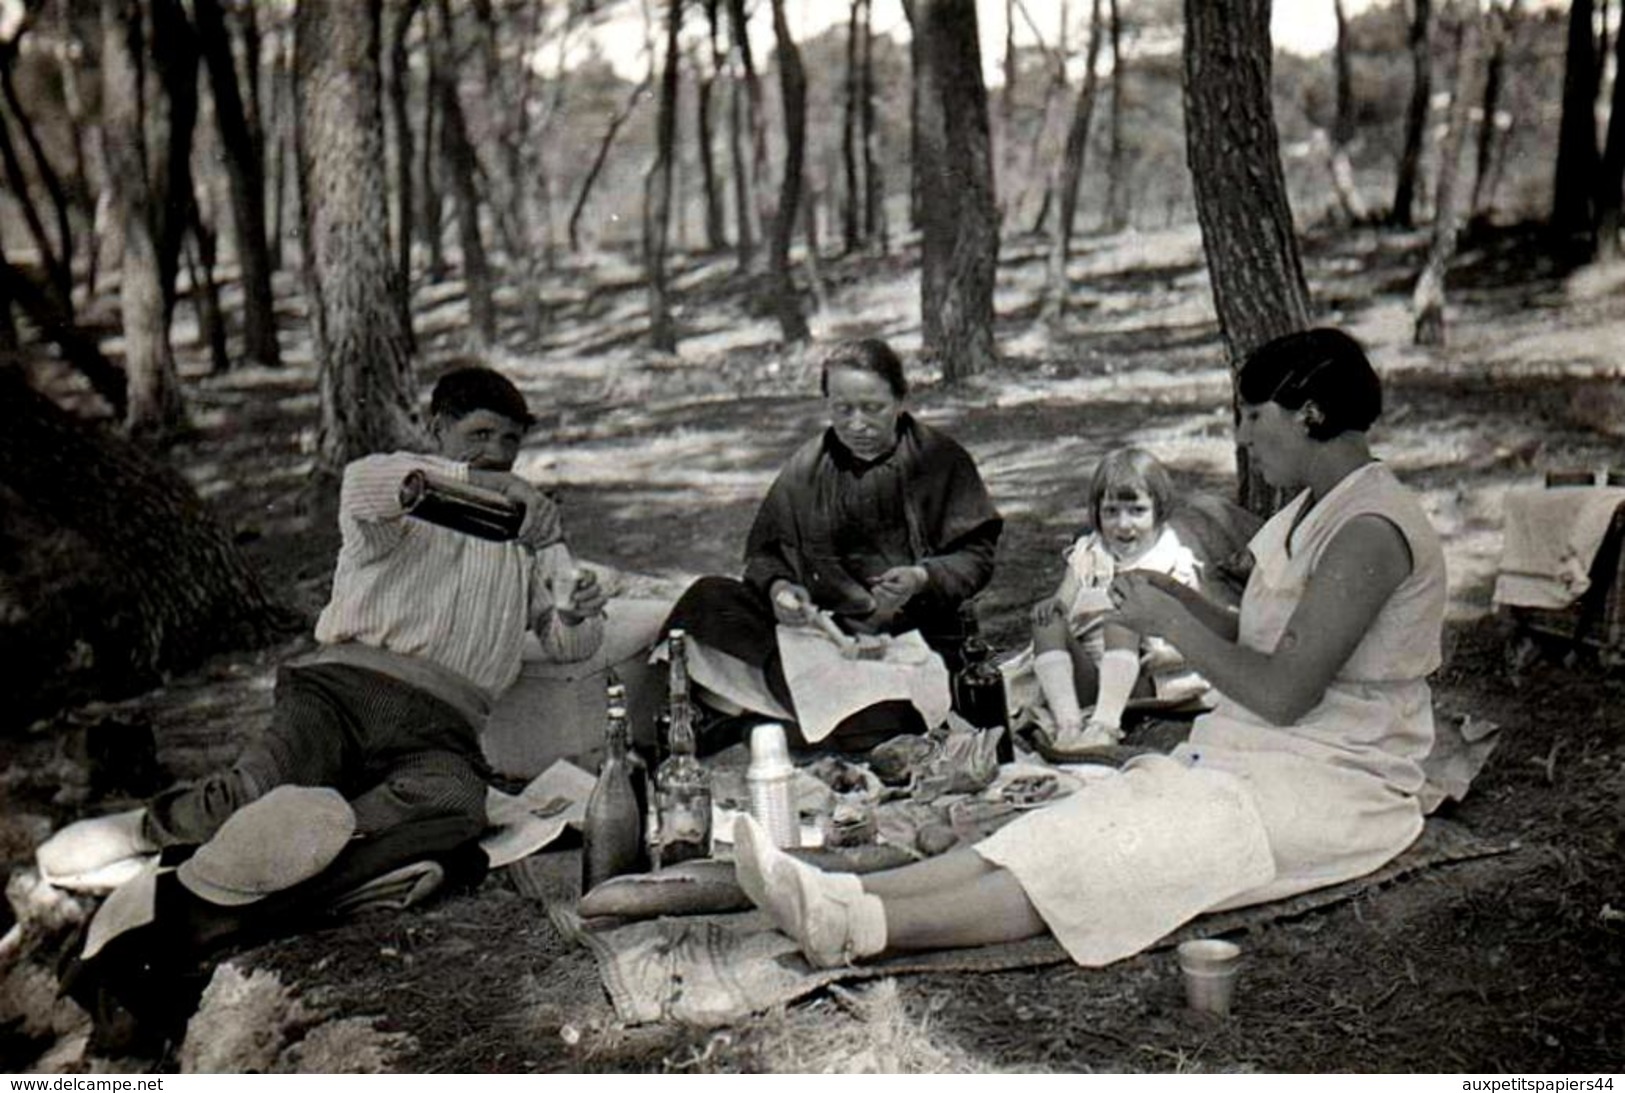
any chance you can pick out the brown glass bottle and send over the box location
[653,630,713,865]
[952,602,1013,763]
[582,703,644,893]
[398,469,525,541]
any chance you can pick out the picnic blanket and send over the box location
[529,817,1512,1028]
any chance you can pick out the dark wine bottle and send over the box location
[398,469,525,542]
[952,602,1013,763]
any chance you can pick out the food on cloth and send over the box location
[868,735,937,785]
[805,755,882,797]
[842,633,890,661]
[1000,772,1063,808]
[913,719,1001,800]
[915,822,961,856]
[825,799,877,848]
[577,859,753,919]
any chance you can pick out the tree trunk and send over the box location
[295,0,419,479]
[185,195,231,375]
[695,15,727,253]
[419,35,445,282]
[1391,0,1433,229]
[861,0,885,250]
[1042,0,1105,327]
[911,0,999,382]
[765,0,810,343]
[1552,0,1601,241]
[101,0,197,440]
[268,23,289,274]
[998,0,1017,223]
[842,0,863,253]
[719,1,754,267]
[235,0,265,166]
[1471,0,1520,220]
[0,109,71,313]
[1596,0,1625,261]
[387,0,421,316]
[432,0,495,348]
[0,254,127,416]
[0,367,291,729]
[1183,0,1312,516]
[645,0,682,352]
[1328,0,1369,224]
[727,0,771,272]
[1105,0,1129,232]
[54,7,101,296]
[1414,4,1483,345]
[568,75,652,252]
[195,0,280,368]
[0,49,75,309]
[803,185,830,314]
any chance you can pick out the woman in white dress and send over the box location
[734,327,1448,968]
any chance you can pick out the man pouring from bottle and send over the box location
[39,366,606,904]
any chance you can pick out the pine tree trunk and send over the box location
[568,76,652,252]
[195,0,281,368]
[387,0,421,314]
[295,0,420,479]
[0,254,127,416]
[185,196,231,375]
[1328,0,1369,224]
[0,368,291,729]
[419,38,445,282]
[861,0,885,250]
[433,0,495,347]
[842,0,863,253]
[101,0,197,440]
[696,30,727,253]
[1042,0,1105,327]
[269,24,289,274]
[717,0,754,268]
[1471,0,1517,219]
[1105,0,1129,232]
[727,0,771,272]
[0,51,75,309]
[1183,0,1312,516]
[767,0,810,343]
[912,0,999,382]
[1414,5,1483,345]
[1551,0,1601,241]
[1596,0,1625,261]
[645,0,682,352]
[1392,0,1433,229]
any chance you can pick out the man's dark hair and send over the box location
[429,367,535,428]
[820,338,909,399]
[1238,327,1382,440]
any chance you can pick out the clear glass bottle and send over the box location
[581,703,644,893]
[653,629,713,865]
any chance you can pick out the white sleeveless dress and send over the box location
[976,463,1448,964]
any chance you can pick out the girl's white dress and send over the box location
[976,463,1448,965]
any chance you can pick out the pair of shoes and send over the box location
[732,814,798,931]
[37,809,156,888]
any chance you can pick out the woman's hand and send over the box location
[870,565,928,610]
[771,581,816,626]
[1030,596,1067,627]
[1108,571,1187,637]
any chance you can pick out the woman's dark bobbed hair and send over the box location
[1238,327,1381,440]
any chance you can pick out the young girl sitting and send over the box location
[1031,447,1206,750]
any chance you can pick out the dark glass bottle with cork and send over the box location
[652,630,713,865]
[398,470,525,541]
[951,601,1014,763]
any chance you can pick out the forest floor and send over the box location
[3,221,1624,1073]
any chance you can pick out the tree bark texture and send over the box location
[1391,0,1433,228]
[0,367,291,731]
[184,198,231,375]
[1042,0,1105,327]
[295,0,420,478]
[1414,4,1482,346]
[911,0,999,381]
[644,0,682,352]
[1182,0,1312,515]
[727,0,771,272]
[766,0,810,343]
[860,0,885,249]
[843,0,863,252]
[722,3,755,267]
[1596,0,1625,261]
[101,0,197,439]
[195,0,280,368]
[387,0,421,314]
[1105,0,1129,232]
[1551,0,1600,240]
[419,36,445,281]
[433,0,495,347]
